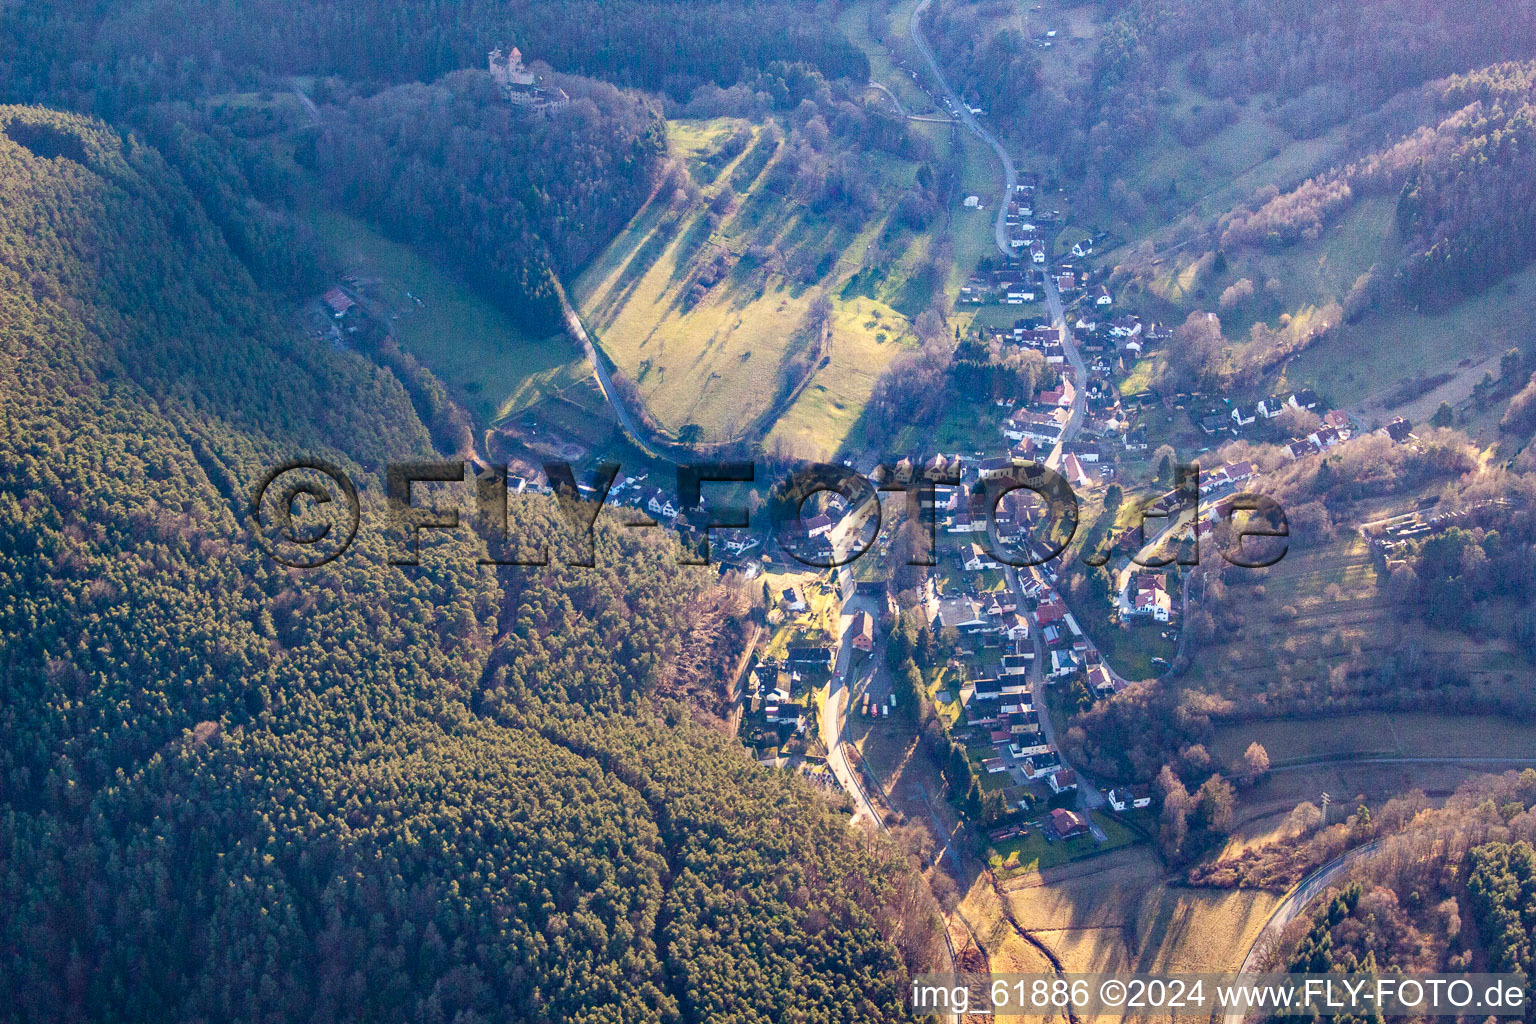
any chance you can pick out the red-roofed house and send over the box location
[322,287,355,317]
[1047,807,1089,838]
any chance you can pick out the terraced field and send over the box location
[1184,531,1524,703]
[572,116,935,457]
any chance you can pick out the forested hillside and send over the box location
[310,70,667,333]
[1214,61,1536,311]
[920,2,1039,119]
[0,106,935,1022]
[0,0,868,110]
[1069,0,1536,192]
[1250,773,1536,978]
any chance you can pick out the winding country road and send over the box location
[908,0,1085,465]
[910,0,1015,261]
[555,287,660,458]
[1224,840,1382,1024]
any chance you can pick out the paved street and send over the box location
[1007,564,1107,812]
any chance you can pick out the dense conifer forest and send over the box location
[0,0,867,110]
[0,106,935,1022]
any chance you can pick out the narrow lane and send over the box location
[1007,565,1106,811]
[555,284,660,458]
[908,0,1086,465]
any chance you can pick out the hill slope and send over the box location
[0,106,934,1022]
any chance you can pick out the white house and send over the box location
[962,542,999,572]
[1108,786,1152,811]
[1047,768,1078,794]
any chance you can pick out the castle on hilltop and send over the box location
[487,46,568,111]
[488,47,536,93]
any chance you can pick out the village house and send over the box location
[937,595,990,635]
[1291,389,1321,411]
[1107,786,1152,811]
[1002,652,1034,676]
[1129,574,1172,622]
[1309,425,1345,450]
[1205,461,1255,489]
[321,287,355,318]
[1047,807,1090,839]
[1256,395,1290,419]
[1060,453,1094,490]
[963,542,999,572]
[1005,408,1065,445]
[978,456,1021,480]
[1108,315,1142,340]
[1010,732,1050,758]
[646,490,679,521]
[1037,377,1076,408]
[786,643,833,673]
[1047,769,1079,796]
[945,511,986,534]
[851,611,875,653]
[1049,648,1079,679]
[1034,594,1068,628]
[1286,438,1318,460]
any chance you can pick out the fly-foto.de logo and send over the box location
[247,458,1289,571]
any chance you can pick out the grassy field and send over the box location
[1212,712,1536,766]
[572,117,931,457]
[1288,261,1536,420]
[954,878,1067,1023]
[1002,844,1283,1021]
[1184,530,1525,701]
[312,209,583,426]
[988,813,1138,877]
